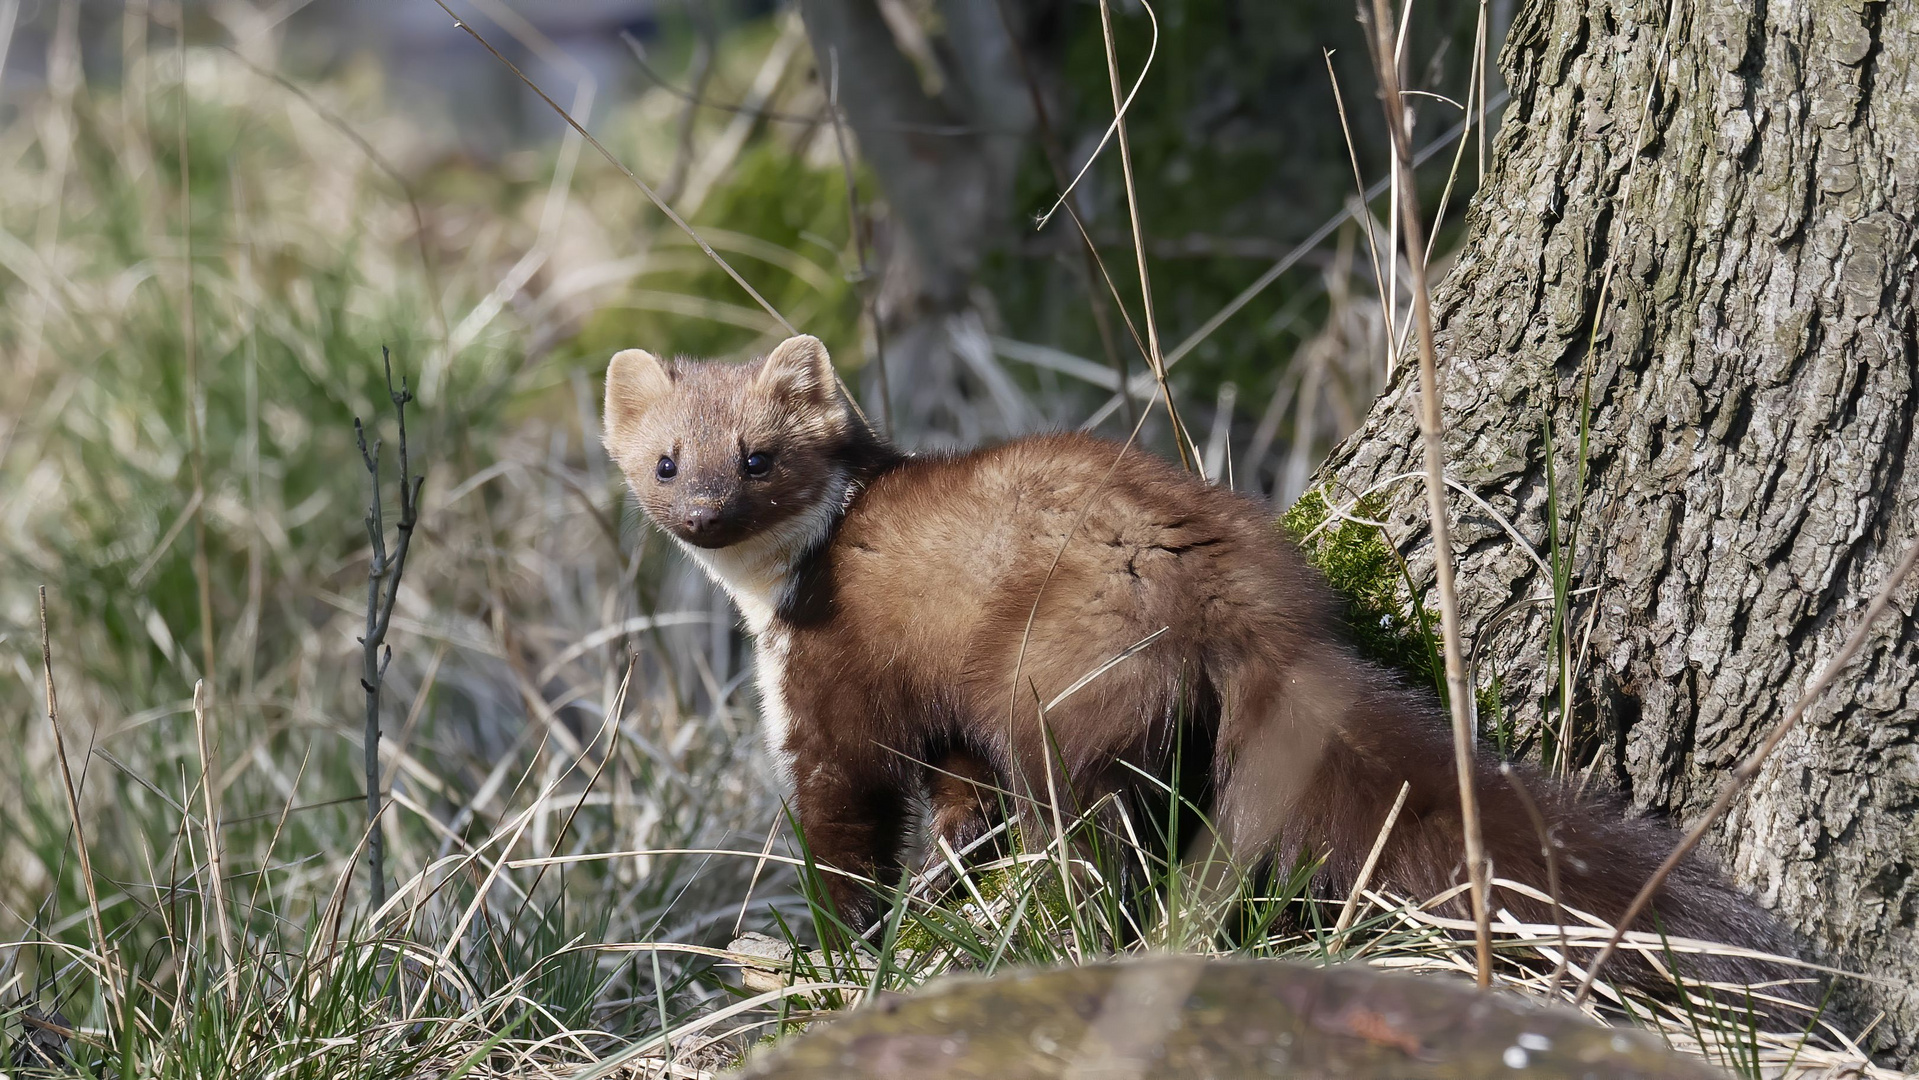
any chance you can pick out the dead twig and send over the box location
[1500,762,1570,994]
[38,587,116,1007]
[1094,0,1194,470]
[355,347,426,911]
[1357,0,1494,986]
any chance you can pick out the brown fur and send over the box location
[605,336,1803,998]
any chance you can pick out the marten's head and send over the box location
[602,335,879,553]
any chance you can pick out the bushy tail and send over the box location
[1212,650,1813,1011]
[1467,751,1809,1002]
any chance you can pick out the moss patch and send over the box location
[1280,488,1444,698]
[896,836,1072,956]
[1279,488,1510,742]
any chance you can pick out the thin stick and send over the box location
[190,679,235,1004]
[1335,780,1411,937]
[1574,534,1919,1004]
[1359,0,1493,987]
[990,0,1134,427]
[1095,0,1193,471]
[39,588,113,1006]
[427,0,794,336]
[1500,763,1570,994]
[177,18,215,691]
[356,348,426,910]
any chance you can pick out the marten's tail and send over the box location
[1210,649,1812,1011]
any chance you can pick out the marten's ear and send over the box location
[604,349,672,450]
[755,335,838,408]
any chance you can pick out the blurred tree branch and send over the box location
[355,348,425,911]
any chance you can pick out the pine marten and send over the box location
[602,334,1802,996]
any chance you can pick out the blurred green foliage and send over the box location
[1,76,502,707]
[569,141,865,366]
[988,0,1486,404]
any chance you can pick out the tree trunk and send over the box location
[797,0,1041,446]
[1316,0,1919,1061]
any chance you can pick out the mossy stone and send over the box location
[733,955,1727,1079]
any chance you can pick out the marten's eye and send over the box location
[655,456,677,481]
[743,451,773,477]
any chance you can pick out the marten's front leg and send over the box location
[926,748,1005,861]
[790,751,911,936]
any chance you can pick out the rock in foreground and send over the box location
[733,955,1724,1079]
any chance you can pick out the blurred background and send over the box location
[0,0,1508,1072]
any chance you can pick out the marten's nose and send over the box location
[683,506,722,536]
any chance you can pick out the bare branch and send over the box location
[354,347,427,911]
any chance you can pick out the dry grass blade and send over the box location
[1094,0,1193,470]
[1076,96,1505,433]
[191,679,236,1004]
[1034,5,1159,232]
[1043,627,1169,712]
[37,586,116,1007]
[1334,780,1409,938]
[1574,533,1919,1004]
[511,657,635,924]
[566,981,870,1080]
[1323,51,1392,379]
[990,0,1136,427]
[1358,0,1494,987]
[128,488,203,589]
[425,0,796,337]
[1500,762,1570,994]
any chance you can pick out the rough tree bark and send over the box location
[1316,0,1918,1061]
